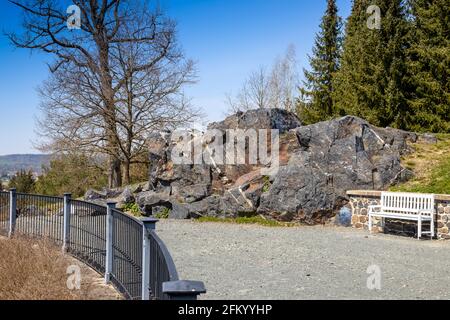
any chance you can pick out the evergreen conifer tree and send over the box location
[333,0,412,129]
[298,0,343,124]
[407,0,450,133]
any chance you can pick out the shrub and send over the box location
[9,170,35,193]
[123,202,142,217]
[154,207,170,219]
[35,154,107,198]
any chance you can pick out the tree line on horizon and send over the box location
[298,0,449,133]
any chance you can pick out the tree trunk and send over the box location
[98,41,122,188]
[122,160,131,186]
[108,157,122,188]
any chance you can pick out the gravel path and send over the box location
[157,220,450,300]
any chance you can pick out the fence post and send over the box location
[141,218,158,300]
[9,188,17,238]
[162,280,207,300]
[105,202,116,284]
[62,193,72,253]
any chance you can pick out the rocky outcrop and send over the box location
[258,116,416,223]
[207,108,301,133]
[85,109,417,224]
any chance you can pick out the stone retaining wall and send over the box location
[346,190,450,240]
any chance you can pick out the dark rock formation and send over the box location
[258,116,415,223]
[85,109,417,224]
[207,108,301,133]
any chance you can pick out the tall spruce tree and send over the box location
[408,0,450,133]
[298,0,342,124]
[333,0,412,129]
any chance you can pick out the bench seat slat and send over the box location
[370,212,433,221]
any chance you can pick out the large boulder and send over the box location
[258,116,414,222]
[136,190,171,216]
[208,108,301,133]
[132,110,416,224]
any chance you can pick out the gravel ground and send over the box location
[157,220,450,300]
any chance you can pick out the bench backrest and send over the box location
[380,192,435,216]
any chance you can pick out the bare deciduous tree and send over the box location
[268,44,298,112]
[9,0,199,187]
[226,45,299,114]
[226,66,271,112]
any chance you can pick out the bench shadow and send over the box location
[382,219,434,240]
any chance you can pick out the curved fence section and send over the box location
[110,208,143,300]
[0,189,205,300]
[148,229,179,300]
[16,193,64,244]
[69,200,107,274]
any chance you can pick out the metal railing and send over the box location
[0,189,206,300]
[69,199,107,274]
[0,191,9,234]
[148,228,180,300]
[16,193,64,244]
[110,207,143,300]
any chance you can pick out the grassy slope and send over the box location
[390,134,450,194]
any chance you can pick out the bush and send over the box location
[35,154,107,198]
[154,207,170,219]
[9,170,35,193]
[122,202,142,217]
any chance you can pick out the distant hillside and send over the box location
[0,154,51,176]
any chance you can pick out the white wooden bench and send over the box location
[368,192,435,239]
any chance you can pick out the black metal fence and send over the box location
[110,208,143,300]
[148,229,180,300]
[69,200,107,274]
[15,193,64,244]
[0,189,205,300]
[0,191,9,235]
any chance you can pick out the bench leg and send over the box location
[418,218,422,240]
[431,218,435,239]
[368,214,372,233]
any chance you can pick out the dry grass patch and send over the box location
[0,236,120,300]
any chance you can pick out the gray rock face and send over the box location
[208,108,301,133]
[83,186,135,209]
[84,189,106,201]
[419,133,438,144]
[85,110,417,224]
[136,190,171,215]
[117,187,135,206]
[258,116,414,223]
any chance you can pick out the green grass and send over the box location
[391,134,450,194]
[262,176,271,193]
[122,202,143,217]
[154,207,170,219]
[196,215,298,227]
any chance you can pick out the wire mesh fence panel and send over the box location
[148,230,179,300]
[69,200,107,274]
[0,191,9,235]
[15,193,64,244]
[0,191,194,300]
[111,209,143,300]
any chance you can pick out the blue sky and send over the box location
[0,0,351,155]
